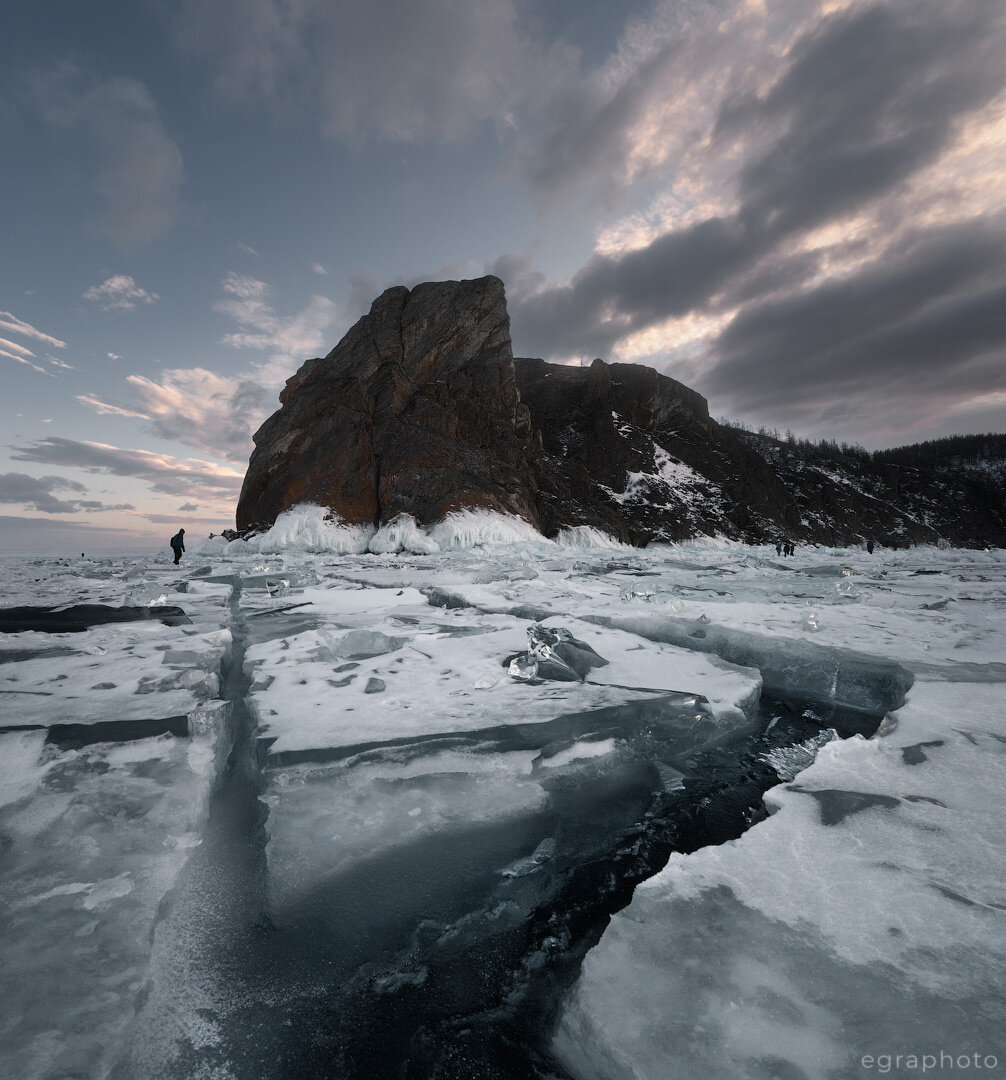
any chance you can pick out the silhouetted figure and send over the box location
[170,528,186,565]
[867,540,875,554]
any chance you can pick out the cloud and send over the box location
[0,337,35,358]
[178,503,198,512]
[215,272,337,358]
[0,514,162,552]
[498,0,1006,443]
[79,372,267,464]
[29,63,185,246]
[0,471,133,514]
[700,218,1006,440]
[511,1,1006,352]
[214,271,339,386]
[123,270,339,464]
[0,472,86,513]
[168,0,568,144]
[82,275,159,312]
[74,273,339,468]
[125,367,271,463]
[77,394,151,419]
[11,438,244,504]
[723,2,1005,237]
[0,311,66,349]
[238,242,260,256]
[1,331,58,376]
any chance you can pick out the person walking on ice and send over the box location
[170,528,185,565]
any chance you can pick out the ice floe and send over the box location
[0,537,1003,1079]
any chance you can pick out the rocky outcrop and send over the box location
[238,275,1006,548]
[512,357,797,544]
[238,277,538,531]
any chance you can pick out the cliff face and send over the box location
[237,277,538,531]
[238,276,1006,548]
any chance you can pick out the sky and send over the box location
[2,0,1004,551]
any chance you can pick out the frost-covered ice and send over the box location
[0,531,1004,1079]
[553,680,1006,1080]
[0,554,233,1080]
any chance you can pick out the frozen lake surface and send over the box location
[1,513,1004,1079]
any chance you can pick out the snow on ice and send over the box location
[0,520,1003,1079]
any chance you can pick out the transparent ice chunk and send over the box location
[499,837,557,878]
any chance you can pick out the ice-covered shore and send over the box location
[0,513,1003,1079]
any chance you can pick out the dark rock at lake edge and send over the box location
[237,276,1006,548]
[238,277,537,532]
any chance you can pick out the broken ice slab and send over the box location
[591,613,912,714]
[315,628,409,660]
[552,680,1006,1080]
[260,692,737,947]
[239,565,319,591]
[247,614,762,757]
[187,699,237,783]
[507,623,611,683]
[500,836,557,877]
[0,726,231,1080]
[760,729,838,781]
[1,624,232,728]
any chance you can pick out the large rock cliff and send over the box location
[238,277,539,531]
[238,276,1006,548]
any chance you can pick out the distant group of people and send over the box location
[775,540,796,557]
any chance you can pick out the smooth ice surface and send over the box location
[1,538,1004,1079]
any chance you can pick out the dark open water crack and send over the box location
[118,581,897,1080]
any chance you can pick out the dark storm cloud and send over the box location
[0,472,86,513]
[11,439,243,501]
[0,472,135,514]
[716,249,823,311]
[701,220,1006,413]
[725,3,1003,235]
[530,36,683,193]
[507,0,1006,373]
[513,215,765,357]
